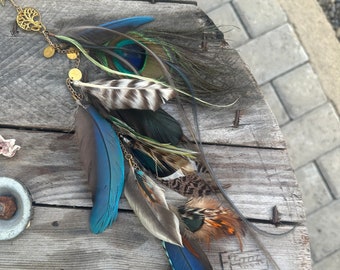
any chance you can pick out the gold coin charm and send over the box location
[68,68,82,81]
[43,45,55,58]
[66,48,78,60]
[16,7,44,32]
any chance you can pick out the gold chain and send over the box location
[8,0,20,11]
[119,138,139,169]
[4,0,84,101]
[66,78,83,101]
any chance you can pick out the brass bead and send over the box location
[68,68,82,81]
[43,45,55,58]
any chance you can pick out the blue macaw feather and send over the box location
[99,16,154,31]
[75,105,124,234]
[162,236,212,270]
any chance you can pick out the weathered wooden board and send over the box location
[0,0,311,269]
[0,0,285,148]
[0,207,310,270]
[0,128,303,222]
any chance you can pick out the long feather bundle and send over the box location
[62,15,290,269]
[124,167,182,246]
[75,105,124,234]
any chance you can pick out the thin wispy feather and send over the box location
[109,115,196,157]
[126,138,195,177]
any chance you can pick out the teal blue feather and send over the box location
[162,236,212,270]
[99,16,154,31]
[60,16,153,46]
[75,105,124,234]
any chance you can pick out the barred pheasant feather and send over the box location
[73,78,176,111]
[66,15,278,270]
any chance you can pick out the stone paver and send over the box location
[237,24,308,84]
[260,83,290,126]
[206,2,249,48]
[307,200,340,262]
[195,0,231,13]
[317,147,340,199]
[313,249,340,270]
[197,1,340,268]
[281,103,340,169]
[232,0,287,37]
[295,162,333,214]
[272,64,327,119]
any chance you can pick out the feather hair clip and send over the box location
[45,12,296,270]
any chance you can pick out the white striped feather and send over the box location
[73,79,176,111]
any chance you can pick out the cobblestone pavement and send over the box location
[196,0,340,269]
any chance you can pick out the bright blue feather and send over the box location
[99,16,154,30]
[84,106,125,234]
[162,239,212,270]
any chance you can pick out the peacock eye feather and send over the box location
[112,39,147,74]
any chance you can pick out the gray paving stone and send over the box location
[295,162,332,214]
[260,83,290,126]
[281,103,340,169]
[232,0,287,37]
[196,0,231,13]
[205,3,249,48]
[317,147,340,199]
[307,199,340,262]
[237,24,308,84]
[195,0,230,12]
[313,248,340,270]
[272,64,327,119]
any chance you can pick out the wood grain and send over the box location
[0,128,302,223]
[0,0,285,148]
[0,207,310,270]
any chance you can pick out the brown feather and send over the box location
[182,197,244,251]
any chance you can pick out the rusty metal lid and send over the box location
[0,177,32,240]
